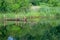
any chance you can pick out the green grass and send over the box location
[0,7,60,27]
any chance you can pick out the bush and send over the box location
[0,0,30,12]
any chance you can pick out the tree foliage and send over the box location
[0,0,30,12]
[0,0,60,40]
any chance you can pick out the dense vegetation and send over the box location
[0,0,60,12]
[0,0,60,40]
